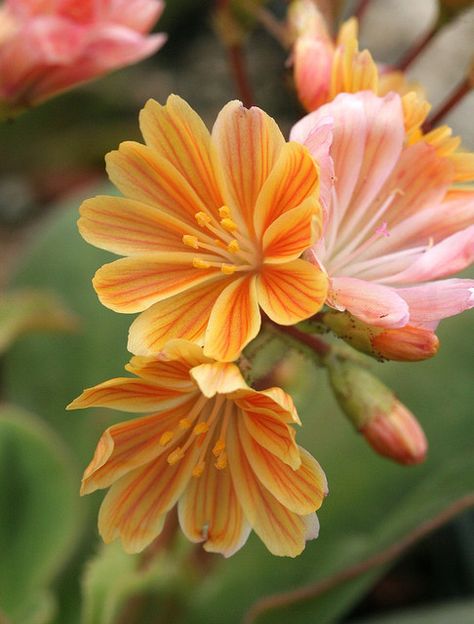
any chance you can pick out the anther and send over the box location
[193,258,211,269]
[192,461,205,478]
[212,439,225,457]
[182,235,199,249]
[219,206,231,218]
[179,418,192,430]
[220,218,238,232]
[227,239,240,253]
[195,211,211,227]
[167,447,185,465]
[215,451,227,470]
[193,422,210,435]
[221,263,236,275]
[159,430,174,446]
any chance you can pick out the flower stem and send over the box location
[423,76,471,130]
[397,25,437,71]
[264,318,331,360]
[354,0,372,22]
[228,44,254,107]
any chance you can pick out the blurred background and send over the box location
[0,1,473,623]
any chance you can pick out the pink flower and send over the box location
[0,0,166,111]
[291,91,474,334]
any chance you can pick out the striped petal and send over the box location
[178,462,251,557]
[254,141,319,238]
[81,398,198,494]
[262,198,321,264]
[98,446,199,553]
[257,259,328,325]
[243,411,300,469]
[93,253,217,313]
[204,275,260,362]
[127,278,229,355]
[139,96,222,216]
[105,140,209,226]
[78,195,202,256]
[226,419,318,557]
[239,420,327,515]
[212,101,285,238]
[124,356,196,390]
[67,377,187,413]
[234,386,299,424]
[190,362,247,398]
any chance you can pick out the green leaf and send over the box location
[0,289,78,355]
[353,599,474,623]
[0,405,82,623]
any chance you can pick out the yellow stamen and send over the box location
[215,451,227,470]
[179,418,192,430]
[219,206,232,218]
[159,430,174,446]
[227,239,240,253]
[221,263,236,275]
[195,211,212,227]
[192,461,205,478]
[212,439,225,457]
[193,421,210,435]
[167,447,185,465]
[220,218,238,232]
[193,258,211,269]
[182,234,199,249]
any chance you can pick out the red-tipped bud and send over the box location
[326,358,428,465]
[322,310,439,362]
[360,401,428,465]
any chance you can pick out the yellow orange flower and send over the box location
[79,95,328,362]
[67,340,327,557]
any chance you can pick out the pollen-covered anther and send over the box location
[167,446,185,465]
[221,263,237,275]
[227,239,240,253]
[182,234,199,249]
[220,217,238,232]
[212,439,225,457]
[215,451,227,470]
[159,430,174,446]
[193,258,211,269]
[179,418,192,430]
[193,421,210,435]
[195,211,212,227]
[218,206,231,218]
[192,461,205,478]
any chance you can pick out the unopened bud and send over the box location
[327,358,427,465]
[323,310,439,362]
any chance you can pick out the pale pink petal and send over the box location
[397,279,474,325]
[328,276,409,328]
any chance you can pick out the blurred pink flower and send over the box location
[0,0,166,112]
[291,90,474,333]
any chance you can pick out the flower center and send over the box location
[181,205,257,275]
[161,394,233,477]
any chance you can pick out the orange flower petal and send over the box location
[212,100,285,237]
[67,377,187,413]
[81,398,198,494]
[234,386,300,424]
[127,278,229,355]
[98,447,199,553]
[93,252,217,313]
[226,419,317,557]
[240,420,327,515]
[126,347,208,386]
[190,362,247,398]
[254,141,319,237]
[262,197,321,264]
[178,461,251,557]
[243,412,300,469]
[78,195,203,256]
[105,140,209,226]
[257,259,328,325]
[139,96,222,215]
[204,275,261,362]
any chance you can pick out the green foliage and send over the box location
[354,598,474,623]
[3,192,474,622]
[0,406,82,623]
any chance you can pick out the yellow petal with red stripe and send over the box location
[212,100,285,237]
[262,197,321,263]
[257,259,328,325]
[78,195,203,256]
[190,362,248,398]
[204,275,261,362]
[140,96,223,214]
[127,277,229,355]
[233,385,299,423]
[243,411,300,469]
[178,461,251,557]
[93,252,217,313]
[254,141,319,237]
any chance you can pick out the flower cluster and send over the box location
[70,1,474,558]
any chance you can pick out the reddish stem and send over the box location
[265,318,331,359]
[397,25,437,71]
[354,0,371,22]
[423,76,471,131]
[228,44,254,107]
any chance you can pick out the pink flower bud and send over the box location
[360,401,428,465]
[0,0,166,114]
